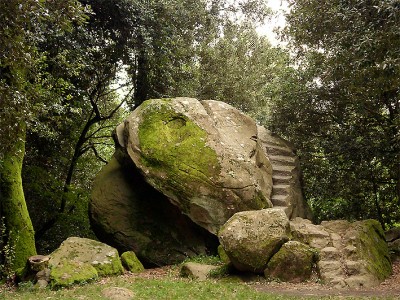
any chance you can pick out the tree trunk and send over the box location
[0,122,37,272]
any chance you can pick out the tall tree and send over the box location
[0,0,87,275]
[269,0,400,226]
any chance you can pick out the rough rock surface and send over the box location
[121,251,144,273]
[49,260,98,289]
[102,287,135,300]
[265,241,318,283]
[90,97,311,265]
[257,127,312,220]
[116,98,273,234]
[90,153,217,266]
[180,262,220,280]
[218,208,290,273]
[49,237,124,281]
[290,218,391,288]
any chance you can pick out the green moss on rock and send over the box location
[138,100,220,209]
[91,254,124,277]
[121,251,144,273]
[355,220,392,280]
[217,245,230,264]
[49,260,98,289]
[265,241,318,283]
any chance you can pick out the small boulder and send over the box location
[264,241,318,282]
[218,208,290,273]
[121,251,144,273]
[49,260,98,289]
[49,237,124,278]
[385,227,400,242]
[102,287,135,300]
[180,262,220,280]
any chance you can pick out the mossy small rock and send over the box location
[49,237,124,286]
[217,245,230,264]
[265,241,318,282]
[121,251,144,273]
[49,260,98,289]
[218,208,290,273]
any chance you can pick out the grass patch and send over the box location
[181,255,223,266]
[1,277,290,300]
[1,275,390,300]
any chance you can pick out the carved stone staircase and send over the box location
[257,126,312,220]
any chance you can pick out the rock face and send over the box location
[218,208,290,273]
[90,153,218,266]
[265,241,318,282]
[116,98,273,234]
[290,218,392,288]
[90,97,311,265]
[48,237,124,288]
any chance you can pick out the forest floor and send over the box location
[2,259,400,299]
[125,258,400,298]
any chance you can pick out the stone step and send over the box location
[264,144,293,156]
[272,165,295,177]
[271,194,290,206]
[272,175,292,185]
[272,184,291,196]
[268,155,296,167]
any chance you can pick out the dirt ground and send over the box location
[125,259,400,299]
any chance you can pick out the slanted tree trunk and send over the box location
[0,122,36,272]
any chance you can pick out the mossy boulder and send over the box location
[49,260,98,289]
[49,237,123,279]
[90,153,217,266]
[115,98,273,234]
[218,208,290,273]
[290,218,392,288]
[121,251,144,273]
[265,241,318,282]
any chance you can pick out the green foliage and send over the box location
[269,0,400,226]
[0,218,16,279]
[182,255,223,266]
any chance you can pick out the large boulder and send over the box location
[90,98,311,265]
[115,98,273,234]
[218,208,290,273]
[90,153,217,266]
[290,218,392,288]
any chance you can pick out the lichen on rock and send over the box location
[47,237,127,289]
[218,208,290,273]
[265,241,318,282]
[49,260,98,289]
